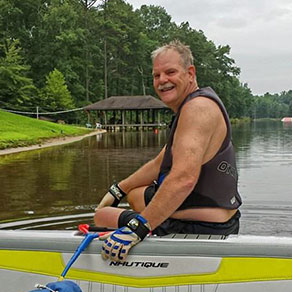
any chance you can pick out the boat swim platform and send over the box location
[1,229,292,292]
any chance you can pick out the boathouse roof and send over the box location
[83,95,168,111]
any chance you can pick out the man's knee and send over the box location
[127,186,147,212]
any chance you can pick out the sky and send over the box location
[127,0,292,95]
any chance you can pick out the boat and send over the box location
[281,117,292,122]
[1,229,292,292]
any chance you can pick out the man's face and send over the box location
[152,49,195,110]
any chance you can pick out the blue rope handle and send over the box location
[59,232,99,280]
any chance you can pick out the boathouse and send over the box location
[83,95,171,130]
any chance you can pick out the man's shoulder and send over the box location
[178,96,224,132]
[183,95,221,115]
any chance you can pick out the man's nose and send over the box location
[158,73,168,83]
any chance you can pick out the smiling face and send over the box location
[152,49,197,112]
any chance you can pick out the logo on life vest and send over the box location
[217,161,237,180]
[230,196,236,205]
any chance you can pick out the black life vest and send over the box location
[158,87,242,210]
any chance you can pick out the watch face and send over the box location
[128,218,139,230]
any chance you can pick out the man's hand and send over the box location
[99,214,151,262]
[96,183,127,209]
[99,227,141,262]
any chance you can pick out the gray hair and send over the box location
[151,40,194,69]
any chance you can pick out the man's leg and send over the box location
[94,207,125,228]
[151,210,241,236]
[94,185,149,228]
[127,186,148,212]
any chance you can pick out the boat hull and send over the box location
[1,230,292,292]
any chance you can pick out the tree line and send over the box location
[0,0,290,122]
[253,91,292,119]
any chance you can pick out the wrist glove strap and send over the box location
[126,214,151,240]
[109,183,127,207]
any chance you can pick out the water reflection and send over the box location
[0,130,167,226]
[1,121,292,235]
[235,120,292,206]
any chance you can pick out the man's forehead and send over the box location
[153,50,182,68]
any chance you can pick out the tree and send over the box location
[0,0,280,119]
[0,38,37,109]
[137,5,176,43]
[136,5,176,96]
[41,68,75,111]
[253,92,291,119]
[99,0,155,97]
[225,78,253,118]
[80,0,102,102]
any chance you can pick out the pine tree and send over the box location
[41,68,75,111]
[0,39,37,109]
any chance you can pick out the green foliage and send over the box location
[41,68,75,111]
[30,0,89,101]
[137,5,176,43]
[0,39,37,109]
[0,0,289,120]
[254,91,292,119]
[99,0,155,97]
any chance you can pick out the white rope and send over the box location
[0,108,36,115]
[0,107,85,115]
[36,107,84,115]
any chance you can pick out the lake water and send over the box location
[1,120,292,236]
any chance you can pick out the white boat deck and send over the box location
[1,230,292,292]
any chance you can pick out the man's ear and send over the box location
[188,65,196,82]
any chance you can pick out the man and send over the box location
[95,40,242,262]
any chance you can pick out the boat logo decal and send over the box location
[109,261,169,268]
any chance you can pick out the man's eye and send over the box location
[167,70,176,75]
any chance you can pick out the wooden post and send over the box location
[122,110,125,126]
[87,111,90,124]
[136,110,139,130]
[140,110,143,125]
[103,111,107,125]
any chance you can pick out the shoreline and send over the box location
[0,129,106,156]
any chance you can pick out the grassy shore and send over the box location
[230,117,251,124]
[0,110,92,150]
